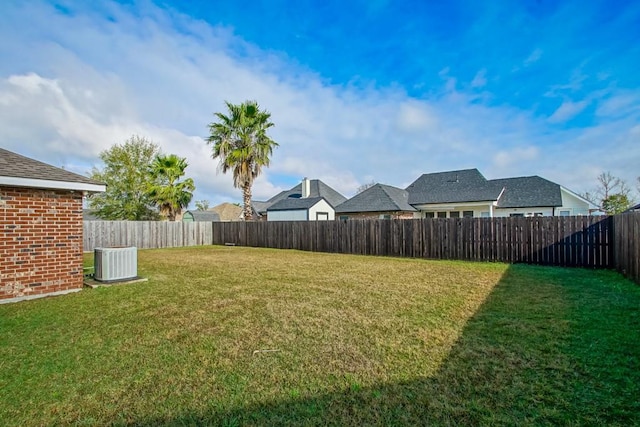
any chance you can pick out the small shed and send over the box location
[182,211,220,222]
[0,148,105,302]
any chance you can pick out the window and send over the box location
[559,210,571,217]
[437,212,447,218]
[425,212,435,218]
[316,212,329,221]
[463,211,474,218]
[380,214,392,220]
[339,215,349,221]
[534,212,543,217]
[450,211,460,218]
[509,213,524,217]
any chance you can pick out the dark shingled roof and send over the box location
[267,197,325,211]
[491,176,563,208]
[406,169,502,205]
[251,201,270,215]
[336,184,416,213]
[183,211,221,221]
[258,179,347,213]
[0,148,103,186]
[625,203,640,212]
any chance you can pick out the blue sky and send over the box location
[0,0,639,205]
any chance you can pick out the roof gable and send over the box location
[406,168,502,205]
[491,176,562,208]
[0,148,105,192]
[209,202,243,221]
[267,197,326,211]
[336,184,415,213]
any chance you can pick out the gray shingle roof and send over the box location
[336,184,416,213]
[258,179,347,212]
[267,197,325,211]
[251,201,270,215]
[0,148,103,186]
[626,203,640,212]
[406,169,502,204]
[491,176,563,208]
[183,211,221,221]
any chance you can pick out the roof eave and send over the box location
[0,176,106,193]
[267,207,310,212]
[411,199,498,208]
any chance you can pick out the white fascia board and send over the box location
[0,176,106,193]
[413,200,497,210]
[560,186,598,209]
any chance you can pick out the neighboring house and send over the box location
[624,203,640,213]
[182,211,220,222]
[335,184,416,220]
[264,177,347,221]
[268,197,335,221]
[209,202,243,221]
[0,148,105,301]
[406,168,594,218]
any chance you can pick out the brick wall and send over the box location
[0,186,84,300]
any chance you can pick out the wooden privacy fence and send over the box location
[212,216,614,269]
[613,213,640,284]
[83,221,213,251]
[83,214,640,284]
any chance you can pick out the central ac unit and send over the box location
[94,247,138,282]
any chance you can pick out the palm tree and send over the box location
[206,100,278,220]
[147,154,195,221]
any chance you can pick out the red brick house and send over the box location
[0,148,105,302]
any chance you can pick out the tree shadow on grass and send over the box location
[127,265,640,426]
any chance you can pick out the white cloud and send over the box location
[396,101,438,133]
[470,69,487,88]
[524,48,543,66]
[596,91,640,118]
[547,99,589,123]
[0,0,638,206]
[492,146,539,169]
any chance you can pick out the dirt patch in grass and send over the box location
[1,246,638,425]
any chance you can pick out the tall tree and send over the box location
[595,172,631,200]
[592,171,632,213]
[602,193,631,215]
[195,200,210,211]
[88,135,160,220]
[206,100,278,220]
[147,154,195,221]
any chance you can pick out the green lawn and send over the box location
[1,246,639,426]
